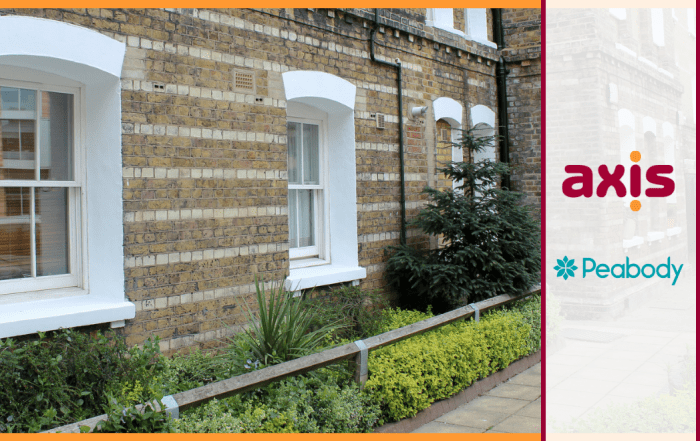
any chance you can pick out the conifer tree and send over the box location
[385,128,540,313]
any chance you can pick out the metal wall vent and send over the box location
[376,113,386,129]
[234,71,255,92]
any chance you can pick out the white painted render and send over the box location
[282,71,366,291]
[0,16,133,338]
[643,116,657,135]
[470,104,496,163]
[465,9,496,49]
[433,96,463,129]
[433,97,465,190]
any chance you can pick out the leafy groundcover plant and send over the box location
[0,329,164,433]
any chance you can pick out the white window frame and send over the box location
[0,78,87,296]
[287,113,331,266]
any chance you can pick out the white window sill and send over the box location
[286,264,367,292]
[647,231,666,243]
[667,227,682,237]
[623,236,644,249]
[465,36,498,49]
[432,23,466,39]
[0,293,135,338]
[290,257,329,270]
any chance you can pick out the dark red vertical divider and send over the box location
[540,2,547,441]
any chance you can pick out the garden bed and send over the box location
[2,286,541,433]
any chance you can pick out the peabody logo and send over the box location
[554,256,683,286]
[562,150,674,212]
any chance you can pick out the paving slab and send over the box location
[437,409,510,430]
[516,399,541,419]
[491,415,540,433]
[412,422,483,433]
[460,395,531,414]
[486,383,541,401]
[508,372,541,387]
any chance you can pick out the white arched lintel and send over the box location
[433,97,463,128]
[618,108,635,129]
[662,121,674,139]
[0,16,125,78]
[282,71,356,111]
[643,116,657,135]
[470,104,496,129]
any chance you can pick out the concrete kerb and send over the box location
[373,349,542,433]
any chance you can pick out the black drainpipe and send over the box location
[493,9,511,190]
[371,9,407,246]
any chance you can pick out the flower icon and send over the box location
[554,256,578,280]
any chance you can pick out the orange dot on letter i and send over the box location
[630,151,641,162]
[630,200,641,211]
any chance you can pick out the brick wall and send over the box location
[502,8,542,210]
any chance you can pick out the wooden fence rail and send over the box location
[46,285,540,433]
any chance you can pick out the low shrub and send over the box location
[94,398,172,433]
[304,284,389,340]
[0,329,164,433]
[502,295,541,355]
[364,299,538,422]
[217,277,337,375]
[171,400,244,433]
[377,307,434,332]
[162,349,222,395]
[172,368,380,433]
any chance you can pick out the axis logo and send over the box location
[562,150,674,211]
[553,256,683,285]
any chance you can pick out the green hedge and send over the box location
[365,296,540,422]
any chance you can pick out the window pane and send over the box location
[0,87,35,114]
[0,119,36,180]
[303,124,319,185]
[40,92,74,181]
[0,87,19,112]
[36,187,69,277]
[287,122,301,184]
[288,189,298,248]
[1,86,38,181]
[298,189,315,247]
[0,187,32,280]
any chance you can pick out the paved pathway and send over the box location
[546,272,696,433]
[412,363,541,433]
